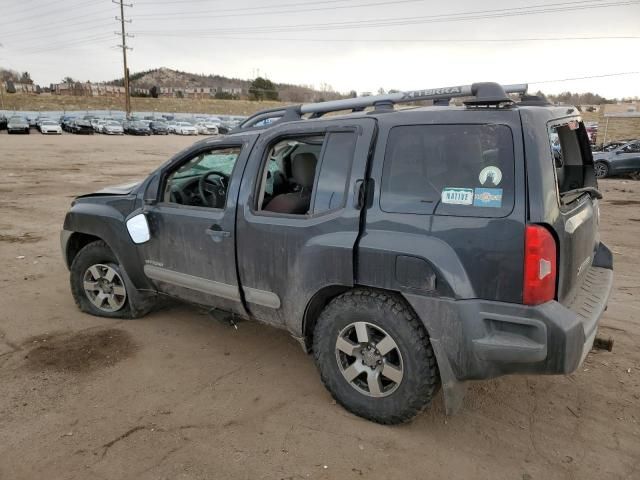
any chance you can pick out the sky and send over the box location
[0,0,639,98]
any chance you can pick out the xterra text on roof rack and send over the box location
[61,82,614,424]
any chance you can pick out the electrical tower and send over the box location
[114,0,133,118]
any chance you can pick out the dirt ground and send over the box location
[0,133,638,480]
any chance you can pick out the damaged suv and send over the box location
[61,83,614,424]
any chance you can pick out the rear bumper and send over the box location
[405,265,613,381]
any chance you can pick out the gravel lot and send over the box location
[0,133,639,480]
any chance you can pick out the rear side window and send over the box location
[381,124,515,216]
[548,120,594,202]
[312,132,357,213]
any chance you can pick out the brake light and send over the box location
[523,224,557,305]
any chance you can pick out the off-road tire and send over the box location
[70,240,146,319]
[313,289,440,424]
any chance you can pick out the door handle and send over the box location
[205,225,231,242]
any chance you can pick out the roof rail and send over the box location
[234,82,527,131]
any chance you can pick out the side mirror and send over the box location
[126,213,150,244]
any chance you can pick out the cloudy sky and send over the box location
[1,0,639,97]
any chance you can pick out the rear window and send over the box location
[380,124,515,217]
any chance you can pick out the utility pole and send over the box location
[114,0,133,118]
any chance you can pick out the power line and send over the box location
[133,0,640,34]
[140,34,640,43]
[529,71,640,84]
[133,0,425,19]
[0,0,106,26]
[1,13,113,38]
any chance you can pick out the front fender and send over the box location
[62,198,152,290]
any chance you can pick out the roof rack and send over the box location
[235,82,528,131]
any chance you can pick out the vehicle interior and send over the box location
[163,147,241,209]
[257,135,324,215]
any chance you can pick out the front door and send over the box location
[235,118,376,334]
[142,137,256,315]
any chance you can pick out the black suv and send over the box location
[60,83,614,424]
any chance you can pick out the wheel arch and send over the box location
[303,285,468,415]
[63,232,104,269]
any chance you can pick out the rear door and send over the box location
[547,120,599,302]
[235,118,376,335]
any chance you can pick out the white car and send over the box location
[94,120,107,133]
[195,122,219,135]
[175,122,198,135]
[167,122,179,134]
[102,121,124,135]
[39,120,62,135]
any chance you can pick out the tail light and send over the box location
[523,224,557,305]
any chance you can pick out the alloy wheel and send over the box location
[594,162,608,178]
[83,264,127,312]
[335,321,404,397]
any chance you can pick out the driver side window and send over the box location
[163,146,241,209]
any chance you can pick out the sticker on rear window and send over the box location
[441,188,473,205]
[479,166,502,186]
[474,188,503,208]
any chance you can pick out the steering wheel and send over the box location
[198,170,230,208]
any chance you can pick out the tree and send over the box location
[348,90,358,98]
[20,72,33,84]
[62,76,75,84]
[150,86,159,98]
[249,77,279,101]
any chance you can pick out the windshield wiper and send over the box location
[560,186,603,200]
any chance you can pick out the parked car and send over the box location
[592,140,630,153]
[166,121,179,133]
[149,121,169,135]
[39,120,63,135]
[102,120,124,135]
[61,116,76,132]
[175,121,198,135]
[0,115,8,131]
[71,120,95,135]
[36,116,53,130]
[593,139,640,178]
[7,116,30,134]
[60,82,613,425]
[195,122,219,135]
[27,116,37,128]
[124,120,152,136]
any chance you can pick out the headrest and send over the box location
[292,152,317,188]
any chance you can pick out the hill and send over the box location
[109,67,346,103]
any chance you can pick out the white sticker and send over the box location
[441,188,474,205]
[479,166,502,187]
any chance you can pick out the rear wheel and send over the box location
[313,289,440,424]
[594,161,609,178]
[70,240,145,319]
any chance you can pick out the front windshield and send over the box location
[173,148,240,179]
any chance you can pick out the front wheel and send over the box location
[70,240,146,319]
[594,161,609,178]
[313,289,440,424]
